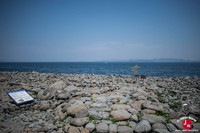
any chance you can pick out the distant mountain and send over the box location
[97,58,199,62]
[129,58,190,62]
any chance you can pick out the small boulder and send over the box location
[111,104,130,110]
[141,109,156,114]
[111,109,131,121]
[189,105,200,115]
[141,114,166,124]
[80,128,89,133]
[57,93,70,100]
[68,126,80,133]
[170,119,184,130]
[118,126,133,133]
[153,129,170,133]
[109,124,117,133]
[48,81,66,94]
[131,114,138,122]
[40,104,50,111]
[129,121,137,130]
[152,123,167,131]
[85,123,95,132]
[135,120,151,133]
[96,123,108,133]
[89,111,102,120]
[70,117,89,126]
[68,104,88,118]
[166,123,177,132]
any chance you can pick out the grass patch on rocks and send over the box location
[196,119,200,123]
[155,111,170,123]
[166,91,175,97]
[118,123,131,127]
[53,120,57,125]
[136,113,142,117]
[59,115,67,123]
[147,96,153,101]
[156,92,166,103]
[169,101,182,108]
[107,109,113,113]
[89,115,96,121]
[116,99,120,103]
[103,117,117,123]
[31,92,37,97]
[123,101,128,105]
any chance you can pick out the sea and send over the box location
[0,62,200,77]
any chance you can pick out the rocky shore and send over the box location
[0,71,200,133]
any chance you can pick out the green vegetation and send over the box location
[123,101,128,105]
[89,106,94,108]
[31,92,37,96]
[169,101,182,108]
[89,115,96,121]
[156,92,166,103]
[103,117,117,123]
[166,91,175,97]
[53,120,57,125]
[108,109,113,113]
[136,113,142,117]
[147,96,152,101]
[117,99,120,103]
[196,119,200,123]
[96,110,99,113]
[155,111,170,123]
[132,97,136,101]
[118,123,131,127]
[59,115,67,123]
[156,92,162,97]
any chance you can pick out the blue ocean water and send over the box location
[0,62,200,77]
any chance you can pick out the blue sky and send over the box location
[0,0,200,62]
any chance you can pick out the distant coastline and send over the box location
[0,58,200,63]
[95,58,200,63]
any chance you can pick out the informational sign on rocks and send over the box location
[7,89,34,105]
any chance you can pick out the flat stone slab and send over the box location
[111,109,131,121]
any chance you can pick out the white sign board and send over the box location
[8,89,34,105]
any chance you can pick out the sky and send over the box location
[0,0,200,62]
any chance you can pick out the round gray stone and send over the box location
[152,123,167,131]
[135,120,151,133]
[96,123,108,133]
[85,123,95,132]
[118,126,133,133]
